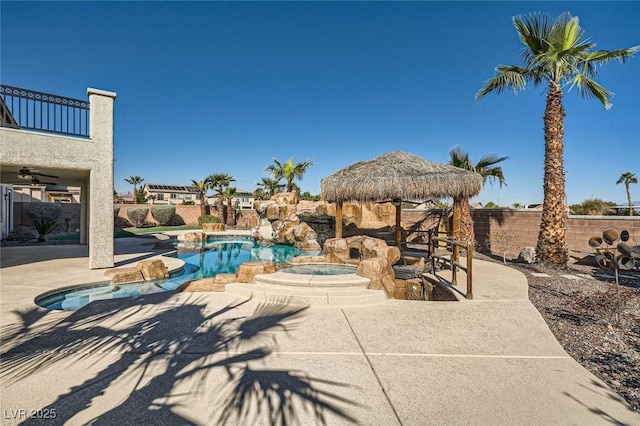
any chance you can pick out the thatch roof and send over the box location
[321,150,483,203]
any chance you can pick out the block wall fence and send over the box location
[16,203,638,263]
[114,204,259,229]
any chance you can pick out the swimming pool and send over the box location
[36,236,306,311]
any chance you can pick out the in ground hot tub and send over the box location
[279,264,357,275]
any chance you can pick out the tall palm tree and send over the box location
[208,173,235,203]
[616,172,637,216]
[256,177,285,198]
[208,173,235,223]
[266,158,313,192]
[449,147,508,245]
[124,176,144,204]
[224,186,238,226]
[476,12,638,265]
[190,178,211,217]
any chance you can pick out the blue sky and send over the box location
[2,1,639,206]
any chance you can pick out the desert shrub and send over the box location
[150,205,176,226]
[126,207,149,228]
[33,220,58,242]
[198,215,221,226]
[23,202,62,242]
[114,205,121,216]
[6,227,35,242]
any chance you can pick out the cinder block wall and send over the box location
[462,209,637,261]
[400,209,639,262]
[114,204,258,228]
[13,202,81,231]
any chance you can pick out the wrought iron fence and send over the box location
[0,84,90,137]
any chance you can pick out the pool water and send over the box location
[36,236,306,311]
[280,264,357,275]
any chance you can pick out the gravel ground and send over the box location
[481,254,640,411]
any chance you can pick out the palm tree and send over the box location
[124,176,144,204]
[190,178,211,217]
[266,158,313,192]
[449,147,508,245]
[224,186,238,226]
[476,12,638,265]
[208,173,235,223]
[256,177,285,198]
[616,172,637,216]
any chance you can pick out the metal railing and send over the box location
[0,84,90,137]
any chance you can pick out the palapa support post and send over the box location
[451,204,461,285]
[466,240,473,299]
[393,199,402,248]
[335,201,343,238]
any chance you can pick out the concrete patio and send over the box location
[1,234,638,425]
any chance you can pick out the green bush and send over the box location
[150,205,176,226]
[24,202,62,222]
[6,227,35,242]
[114,205,121,216]
[198,215,222,226]
[126,207,149,228]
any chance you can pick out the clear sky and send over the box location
[2,1,638,206]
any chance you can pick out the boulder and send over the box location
[295,240,322,251]
[179,274,236,292]
[356,257,396,296]
[182,232,207,242]
[294,222,317,241]
[323,238,350,263]
[272,191,299,205]
[517,247,536,264]
[202,222,225,232]
[236,261,277,283]
[137,259,170,281]
[104,267,144,284]
[252,222,275,243]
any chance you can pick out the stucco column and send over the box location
[87,88,116,269]
[79,182,88,245]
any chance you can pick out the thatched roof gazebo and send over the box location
[320,150,483,246]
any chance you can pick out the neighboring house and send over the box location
[143,183,200,205]
[0,84,116,269]
[206,189,255,210]
[13,184,81,203]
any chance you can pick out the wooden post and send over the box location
[335,201,343,238]
[466,241,473,300]
[395,200,402,248]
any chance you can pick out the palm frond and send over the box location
[476,66,529,100]
[513,13,552,55]
[573,74,614,109]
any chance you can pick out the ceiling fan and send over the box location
[17,167,59,180]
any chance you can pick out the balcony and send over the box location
[0,84,90,138]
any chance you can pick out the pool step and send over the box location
[254,272,371,287]
[225,283,388,306]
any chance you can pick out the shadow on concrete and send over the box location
[0,244,89,269]
[1,293,359,424]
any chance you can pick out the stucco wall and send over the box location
[0,88,116,268]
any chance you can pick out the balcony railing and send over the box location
[0,84,90,138]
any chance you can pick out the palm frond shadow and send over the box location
[1,294,360,425]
